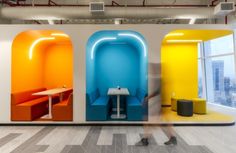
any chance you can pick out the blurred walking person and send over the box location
[135,89,177,146]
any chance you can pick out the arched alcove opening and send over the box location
[86,30,148,121]
[11,30,73,122]
[160,29,234,124]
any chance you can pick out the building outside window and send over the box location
[198,34,236,108]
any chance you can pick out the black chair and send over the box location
[177,99,193,117]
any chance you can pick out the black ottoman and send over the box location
[177,99,193,117]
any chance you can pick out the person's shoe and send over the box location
[164,136,177,145]
[135,138,149,146]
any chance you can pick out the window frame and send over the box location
[198,33,236,107]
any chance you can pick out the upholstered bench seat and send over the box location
[52,94,73,121]
[17,97,48,106]
[86,89,110,121]
[127,97,142,106]
[127,89,148,121]
[192,98,207,114]
[11,88,50,121]
[93,97,109,106]
[171,97,179,111]
[54,100,68,106]
[177,99,193,117]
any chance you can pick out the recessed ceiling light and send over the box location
[114,18,121,25]
[189,18,196,24]
[29,37,55,60]
[167,40,202,43]
[91,37,117,59]
[51,33,69,37]
[48,20,54,25]
[165,33,184,37]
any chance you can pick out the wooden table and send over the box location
[108,88,129,119]
[32,88,72,119]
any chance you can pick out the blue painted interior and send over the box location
[86,30,148,121]
[96,43,140,95]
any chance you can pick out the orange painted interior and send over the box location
[43,44,73,89]
[12,30,73,92]
[11,30,73,121]
[12,32,45,92]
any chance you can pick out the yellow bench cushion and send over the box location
[171,97,207,114]
[171,97,178,111]
[192,98,207,114]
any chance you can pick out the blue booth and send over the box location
[86,30,148,121]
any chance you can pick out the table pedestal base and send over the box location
[111,114,126,119]
[112,108,124,111]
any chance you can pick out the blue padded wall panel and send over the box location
[95,44,140,96]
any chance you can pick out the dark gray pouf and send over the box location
[177,99,193,117]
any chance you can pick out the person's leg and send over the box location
[160,105,177,145]
[135,124,149,146]
[164,124,177,145]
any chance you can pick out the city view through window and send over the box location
[198,34,236,108]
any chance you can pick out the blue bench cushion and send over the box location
[136,89,146,102]
[127,97,142,106]
[92,96,109,106]
[89,89,100,104]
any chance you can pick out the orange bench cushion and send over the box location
[11,88,49,121]
[11,88,47,105]
[52,94,73,121]
[17,96,48,106]
[53,100,68,107]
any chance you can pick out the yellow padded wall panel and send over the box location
[161,43,198,105]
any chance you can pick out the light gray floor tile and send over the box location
[0,125,216,153]
[10,126,55,153]
[0,133,21,147]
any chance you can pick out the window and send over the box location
[198,43,204,98]
[204,34,234,56]
[198,34,236,108]
[198,59,203,98]
[205,56,236,107]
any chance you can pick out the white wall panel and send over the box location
[0,24,232,124]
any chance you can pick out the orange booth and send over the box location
[11,30,73,121]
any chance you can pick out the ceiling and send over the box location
[1,0,236,24]
[7,0,211,6]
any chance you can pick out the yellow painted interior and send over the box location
[12,30,73,92]
[161,29,233,105]
[161,43,198,105]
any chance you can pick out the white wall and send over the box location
[0,24,233,124]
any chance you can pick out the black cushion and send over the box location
[177,99,193,117]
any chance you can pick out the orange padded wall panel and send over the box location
[43,43,73,89]
[12,33,44,93]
